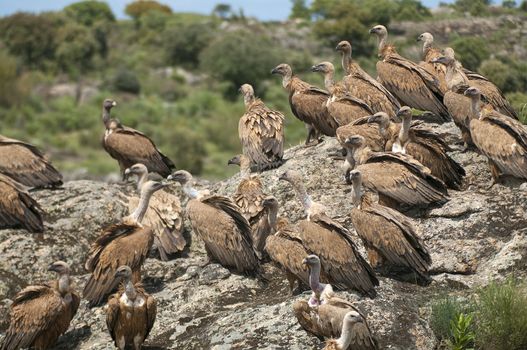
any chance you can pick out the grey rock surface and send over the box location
[0,122,526,349]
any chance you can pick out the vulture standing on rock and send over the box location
[106,265,156,350]
[83,180,167,307]
[0,174,44,233]
[238,84,285,172]
[369,25,450,122]
[1,261,80,350]
[464,87,527,182]
[343,135,448,208]
[336,116,386,153]
[228,154,278,259]
[336,40,400,119]
[293,255,377,350]
[349,170,431,282]
[168,170,260,275]
[311,61,373,126]
[101,99,175,179]
[323,311,378,350]
[0,135,62,189]
[280,170,378,297]
[125,163,185,260]
[416,32,447,93]
[271,63,338,144]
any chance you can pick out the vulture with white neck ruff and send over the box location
[323,310,378,350]
[416,32,447,93]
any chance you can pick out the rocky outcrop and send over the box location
[0,122,526,349]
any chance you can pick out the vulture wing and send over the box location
[144,292,157,340]
[105,292,120,343]
[233,176,265,222]
[289,85,338,136]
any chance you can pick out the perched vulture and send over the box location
[323,311,378,350]
[101,99,175,179]
[280,170,378,298]
[0,174,44,233]
[464,87,527,181]
[369,25,450,122]
[228,154,278,259]
[311,61,373,126]
[1,261,80,350]
[336,40,400,119]
[343,135,448,208]
[271,63,338,144]
[416,32,447,93]
[106,266,156,350]
[168,170,260,275]
[238,84,285,171]
[0,135,62,189]
[84,180,167,307]
[125,163,185,260]
[349,170,431,282]
[336,116,386,153]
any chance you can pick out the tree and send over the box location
[212,3,232,19]
[393,0,431,21]
[164,21,216,67]
[125,0,172,20]
[290,0,311,20]
[55,22,98,76]
[521,0,527,11]
[450,36,489,70]
[64,1,115,26]
[453,0,491,16]
[0,51,28,108]
[502,0,516,8]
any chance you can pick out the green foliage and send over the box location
[125,0,172,20]
[505,92,527,123]
[449,313,475,350]
[392,0,432,21]
[55,22,98,76]
[111,69,141,94]
[479,59,509,91]
[453,0,491,16]
[290,0,311,20]
[212,4,232,19]
[0,51,28,108]
[63,1,115,26]
[164,21,216,67]
[430,297,467,341]
[521,0,527,11]
[450,36,489,70]
[502,0,517,8]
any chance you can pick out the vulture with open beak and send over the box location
[101,99,175,179]
[83,180,166,307]
[238,84,285,172]
[280,170,378,298]
[271,63,338,145]
[168,170,260,275]
[416,32,447,93]
[0,135,62,189]
[336,40,400,119]
[369,25,450,122]
[1,261,80,350]
[124,163,185,260]
[106,265,156,350]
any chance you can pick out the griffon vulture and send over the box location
[0,135,62,189]
[323,311,378,350]
[238,84,285,171]
[416,32,447,93]
[83,180,167,307]
[106,265,156,350]
[336,116,386,153]
[1,261,80,350]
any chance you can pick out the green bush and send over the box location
[0,51,26,108]
[453,0,491,16]
[55,22,98,75]
[164,21,216,68]
[125,0,172,20]
[63,1,115,26]
[112,69,141,94]
[450,36,489,71]
[505,92,527,124]
[479,59,509,92]
[430,296,468,341]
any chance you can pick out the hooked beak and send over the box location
[369,28,376,34]
[270,67,279,75]
[301,258,309,270]
[124,168,132,175]
[112,101,117,106]
[47,264,57,272]
[311,64,322,73]
[366,115,377,123]
[278,172,287,181]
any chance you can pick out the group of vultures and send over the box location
[1,24,526,350]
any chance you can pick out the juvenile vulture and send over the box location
[280,170,378,297]
[343,135,448,208]
[416,32,447,93]
[323,311,378,350]
[238,84,285,171]
[228,154,278,259]
[349,170,431,282]
[0,135,62,189]
[464,87,527,181]
[336,40,400,119]
[336,116,386,153]
[271,63,338,144]
[106,265,156,350]
[311,61,373,126]
[369,25,450,122]
[84,180,166,307]
[168,170,260,275]
[1,261,80,350]
[125,163,185,260]
[101,99,175,179]
[0,174,44,233]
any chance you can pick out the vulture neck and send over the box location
[377,34,388,55]
[266,203,279,233]
[282,71,293,90]
[244,94,256,109]
[399,117,411,145]
[129,188,154,224]
[344,146,356,172]
[352,145,371,167]
[341,50,352,75]
[323,71,336,94]
[183,182,200,199]
[336,320,354,350]
[422,40,433,57]
[124,277,137,301]
[57,273,71,296]
[377,119,393,140]
[102,107,112,128]
[470,97,481,120]
[351,180,363,208]
[136,172,148,191]
[308,264,323,295]
[292,182,312,213]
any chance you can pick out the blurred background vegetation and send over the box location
[0,0,525,180]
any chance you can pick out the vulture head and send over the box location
[311,61,334,74]
[367,112,390,127]
[335,40,352,54]
[396,106,413,121]
[464,87,482,100]
[125,163,148,177]
[262,196,279,210]
[430,55,453,66]
[271,63,292,77]
[141,180,167,194]
[239,84,254,97]
[167,170,193,186]
[348,169,362,185]
[443,47,456,59]
[344,135,366,149]
[228,154,251,173]
[344,310,364,325]
[103,99,117,111]
[48,261,70,275]
[369,24,387,37]
[278,169,303,185]
[302,254,321,271]
[417,32,433,43]
[114,265,133,280]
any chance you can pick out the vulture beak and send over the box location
[124,168,132,175]
[270,67,280,75]
[310,64,321,72]
[369,28,376,34]
[301,258,309,270]
[227,156,239,166]
[366,115,376,123]
[112,101,117,106]
[47,263,57,272]
[278,172,287,181]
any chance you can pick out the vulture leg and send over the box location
[486,160,501,189]
[304,125,321,147]
[285,271,297,295]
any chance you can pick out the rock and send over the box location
[0,122,526,349]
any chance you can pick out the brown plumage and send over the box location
[101,99,175,179]
[464,87,527,181]
[322,309,378,350]
[343,135,448,208]
[1,261,80,350]
[349,170,431,281]
[106,266,156,350]
[84,180,167,307]
[0,135,62,189]
[125,164,185,260]
[271,63,338,144]
[416,32,447,93]
[369,25,450,122]
[336,40,400,119]
[280,170,378,298]
[0,174,44,233]
[336,116,386,153]
[311,61,373,126]
[169,170,260,275]
[238,84,285,171]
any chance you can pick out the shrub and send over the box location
[55,22,98,76]
[125,0,172,20]
[430,296,468,341]
[0,51,26,108]
[479,59,509,92]
[63,1,115,26]
[449,313,475,350]
[450,36,489,70]
[453,0,491,16]
[164,21,216,68]
[112,69,141,94]
[505,92,527,124]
